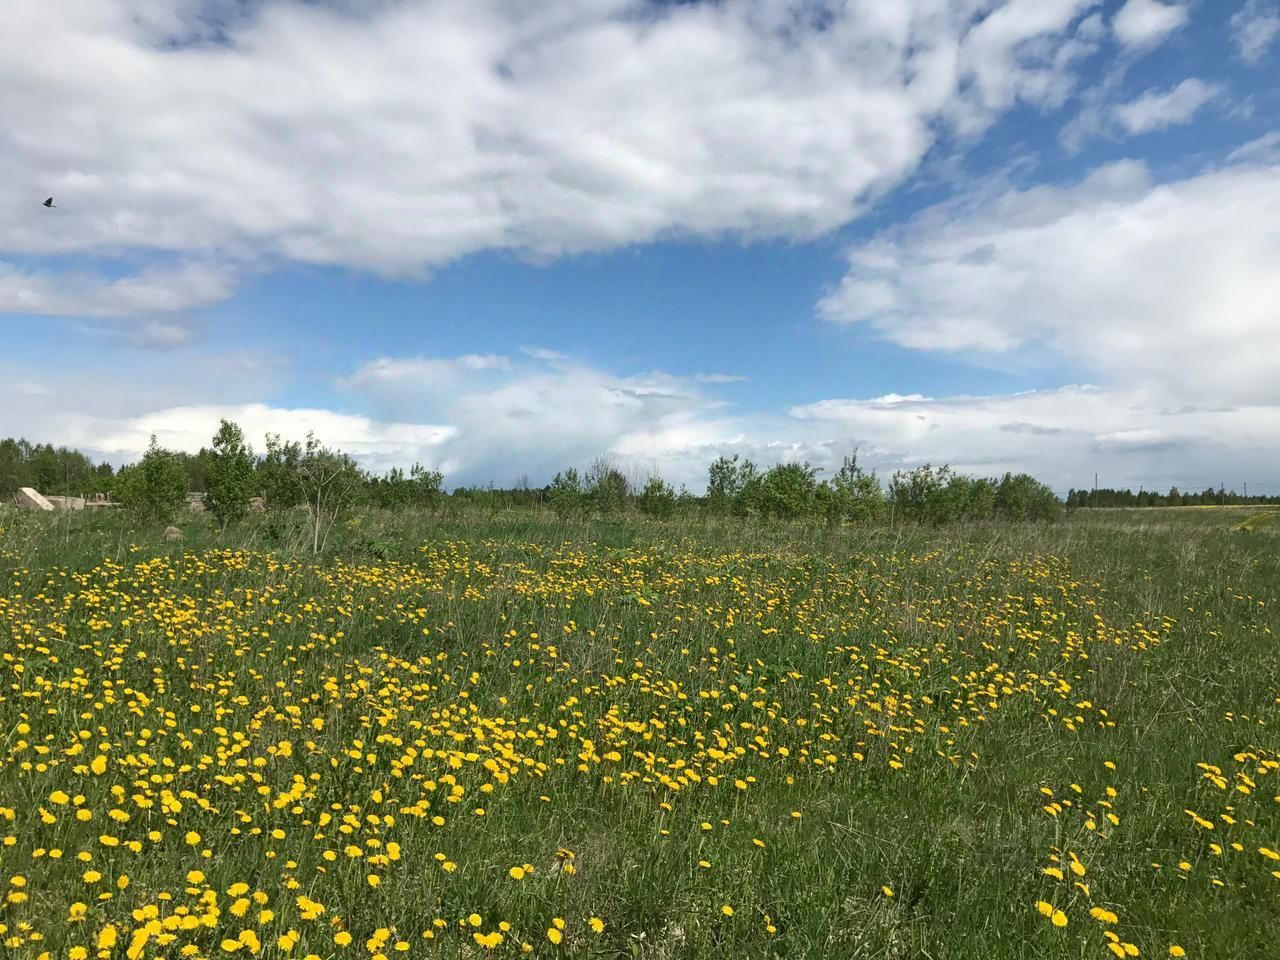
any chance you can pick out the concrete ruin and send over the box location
[46,495,86,511]
[12,488,116,511]
[15,487,54,511]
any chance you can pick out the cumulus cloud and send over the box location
[13,349,1280,494]
[788,384,1280,490]
[1111,0,1189,49]
[1231,0,1280,63]
[1,0,1107,292]
[88,404,457,473]
[819,157,1280,403]
[339,350,728,483]
[1112,78,1220,134]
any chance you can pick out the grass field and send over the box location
[1,506,1277,959]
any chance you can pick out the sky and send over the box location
[3,0,1280,494]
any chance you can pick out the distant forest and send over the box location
[1065,487,1280,508]
[3,435,1277,522]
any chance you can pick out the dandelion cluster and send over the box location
[0,536,1275,957]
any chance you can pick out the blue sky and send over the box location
[3,0,1280,493]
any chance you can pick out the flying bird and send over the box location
[43,197,55,208]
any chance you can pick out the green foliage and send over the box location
[112,436,189,524]
[827,454,886,523]
[585,458,629,516]
[258,433,304,510]
[366,464,444,510]
[1067,484,1279,508]
[0,437,113,499]
[205,420,256,528]
[637,475,677,519]
[708,454,765,516]
[548,468,584,519]
[995,473,1063,522]
[757,461,819,519]
[7,427,1082,532]
[297,433,363,554]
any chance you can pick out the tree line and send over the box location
[540,455,1062,524]
[1066,487,1280,508]
[3,424,1066,532]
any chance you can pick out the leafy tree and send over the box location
[638,474,677,519]
[889,464,951,523]
[0,437,112,499]
[113,436,189,524]
[259,433,304,510]
[586,458,629,516]
[758,461,819,519]
[994,473,1061,522]
[548,468,584,519]
[366,464,444,510]
[297,433,363,554]
[827,453,885,523]
[205,420,255,528]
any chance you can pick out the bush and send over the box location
[638,475,677,519]
[826,454,885,524]
[113,437,189,525]
[758,462,819,520]
[995,473,1062,522]
[586,458,629,516]
[707,455,761,516]
[366,464,444,510]
[548,469,584,519]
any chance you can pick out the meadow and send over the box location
[0,506,1277,959]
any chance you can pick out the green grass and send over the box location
[0,505,1277,960]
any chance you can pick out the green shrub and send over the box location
[638,475,677,519]
[112,437,189,525]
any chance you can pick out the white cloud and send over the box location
[1112,78,1220,134]
[1231,0,1280,62]
[87,404,456,473]
[7,380,49,397]
[0,261,234,317]
[340,354,514,394]
[820,157,1280,404]
[127,319,202,350]
[340,352,725,483]
[0,0,1106,290]
[1112,0,1189,49]
[12,351,1280,495]
[1229,131,1280,163]
[787,384,1280,492]
[695,373,747,384]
